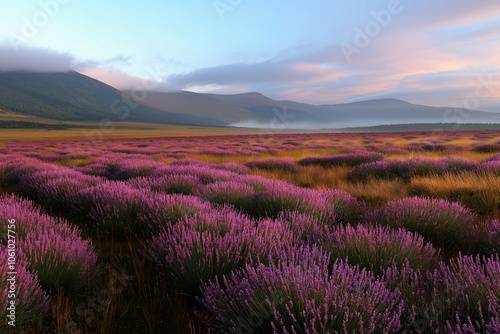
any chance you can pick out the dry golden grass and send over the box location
[409,172,500,218]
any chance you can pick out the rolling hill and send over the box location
[1,71,499,129]
[0,71,226,126]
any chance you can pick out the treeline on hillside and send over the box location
[0,120,75,129]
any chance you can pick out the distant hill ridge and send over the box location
[0,71,499,128]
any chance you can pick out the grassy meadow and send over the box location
[1,128,499,333]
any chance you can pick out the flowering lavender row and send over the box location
[383,254,500,332]
[367,197,478,250]
[200,247,404,333]
[319,224,439,275]
[349,156,479,181]
[146,208,295,294]
[0,194,98,295]
[298,152,384,168]
[0,246,49,328]
[245,158,298,172]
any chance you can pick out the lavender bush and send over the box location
[1,247,50,327]
[368,197,477,250]
[146,208,293,294]
[320,224,439,275]
[201,251,403,333]
[383,255,500,332]
[199,181,256,210]
[245,158,298,172]
[138,193,211,235]
[0,195,98,295]
[349,157,478,182]
[127,174,202,195]
[298,152,383,168]
[68,181,147,236]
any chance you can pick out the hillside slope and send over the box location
[0,71,226,126]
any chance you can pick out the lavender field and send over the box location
[1,131,500,333]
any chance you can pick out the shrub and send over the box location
[324,189,364,224]
[20,229,98,295]
[138,193,211,235]
[478,219,500,255]
[348,159,411,181]
[146,208,292,294]
[17,168,83,199]
[69,181,147,236]
[480,161,500,175]
[383,255,500,332]
[298,152,383,168]
[0,195,98,295]
[0,247,50,327]
[127,174,202,195]
[349,157,478,182]
[200,254,403,333]
[245,158,298,172]
[320,224,439,275]
[368,197,477,250]
[151,164,235,184]
[37,175,103,212]
[243,181,336,223]
[472,143,500,153]
[199,181,255,209]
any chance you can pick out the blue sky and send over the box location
[1,0,500,111]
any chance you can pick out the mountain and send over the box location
[130,91,255,123]
[1,71,499,129]
[0,71,225,126]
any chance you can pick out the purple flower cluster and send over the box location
[349,157,479,181]
[199,181,255,210]
[1,246,49,327]
[243,180,336,223]
[245,158,298,172]
[146,208,293,293]
[68,181,147,236]
[0,194,98,295]
[138,193,212,234]
[298,152,384,168]
[368,197,477,250]
[383,255,500,332]
[76,154,163,180]
[472,143,500,153]
[321,224,439,274]
[200,249,403,333]
[127,174,202,195]
[480,160,500,175]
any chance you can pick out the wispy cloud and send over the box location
[0,42,74,72]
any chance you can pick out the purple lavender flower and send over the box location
[320,224,439,275]
[245,158,298,172]
[146,208,293,294]
[199,181,256,209]
[200,253,403,333]
[1,246,50,327]
[0,194,98,295]
[298,152,384,168]
[137,193,212,234]
[368,197,477,250]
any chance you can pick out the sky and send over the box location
[1,0,500,111]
